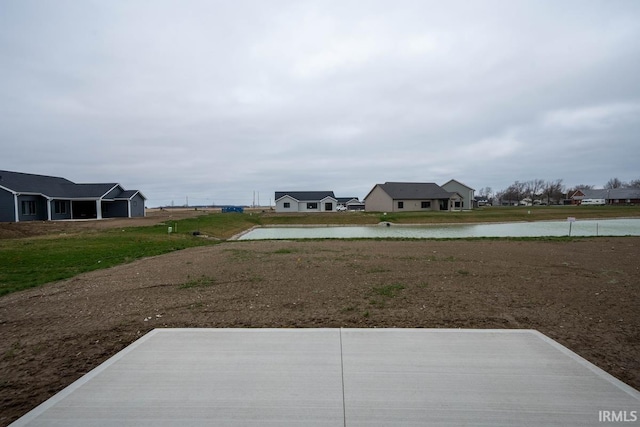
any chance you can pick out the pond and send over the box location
[237,218,640,240]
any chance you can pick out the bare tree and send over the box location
[524,179,545,205]
[478,186,492,198]
[625,179,640,188]
[605,177,624,189]
[542,179,564,204]
[573,184,594,190]
[498,181,526,205]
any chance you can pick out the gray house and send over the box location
[275,191,338,212]
[0,170,146,222]
[441,179,475,210]
[364,182,462,212]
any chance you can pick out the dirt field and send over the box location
[1,230,639,424]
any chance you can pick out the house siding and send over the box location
[17,195,48,221]
[364,186,394,212]
[442,180,474,210]
[365,186,445,212]
[50,200,72,220]
[395,199,444,212]
[0,189,15,222]
[275,196,298,212]
[276,195,337,212]
[130,194,145,217]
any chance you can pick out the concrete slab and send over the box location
[341,329,639,426]
[11,329,639,426]
[12,329,345,426]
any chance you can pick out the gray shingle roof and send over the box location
[275,191,336,201]
[576,188,640,200]
[377,182,453,200]
[116,190,140,199]
[59,183,119,198]
[0,170,143,200]
[0,170,74,195]
[337,197,359,203]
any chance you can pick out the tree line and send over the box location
[481,177,640,206]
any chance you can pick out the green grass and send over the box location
[1,205,637,297]
[372,284,405,298]
[166,212,262,239]
[0,225,218,296]
[374,205,640,224]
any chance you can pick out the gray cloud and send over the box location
[2,0,639,206]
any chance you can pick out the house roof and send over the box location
[368,182,453,200]
[0,170,144,200]
[573,188,640,200]
[275,191,336,201]
[336,197,359,204]
[442,179,475,191]
[0,170,74,195]
[116,190,143,200]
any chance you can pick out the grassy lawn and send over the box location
[1,206,638,296]
[261,205,640,225]
[0,229,214,296]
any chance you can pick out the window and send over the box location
[307,202,318,209]
[421,201,431,209]
[54,201,67,214]
[454,201,461,208]
[325,202,333,211]
[21,201,36,216]
[398,201,404,209]
[283,202,290,208]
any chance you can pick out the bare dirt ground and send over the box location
[0,208,210,239]
[1,225,639,425]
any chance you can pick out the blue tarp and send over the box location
[221,206,244,213]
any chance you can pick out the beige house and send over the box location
[364,182,462,212]
[441,179,475,210]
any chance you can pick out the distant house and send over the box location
[364,182,462,212]
[275,191,338,212]
[474,196,490,207]
[336,197,364,211]
[441,179,475,210]
[0,170,146,222]
[571,188,640,205]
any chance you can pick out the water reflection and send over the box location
[238,218,640,240]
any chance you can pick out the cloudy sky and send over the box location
[1,0,639,206]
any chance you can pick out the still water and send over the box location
[237,218,640,240]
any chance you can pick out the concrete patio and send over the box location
[11,329,640,426]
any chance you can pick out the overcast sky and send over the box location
[1,0,639,206]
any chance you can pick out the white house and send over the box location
[275,191,338,212]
